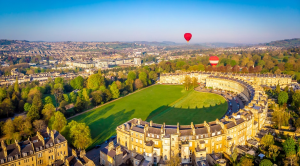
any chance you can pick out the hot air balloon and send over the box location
[184,33,192,43]
[209,56,219,67]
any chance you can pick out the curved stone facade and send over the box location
[100,72,290,166]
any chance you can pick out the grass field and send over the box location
[68,85,227,149]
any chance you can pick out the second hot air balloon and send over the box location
[184,33,192,43]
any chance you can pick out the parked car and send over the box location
[95,145,101,149]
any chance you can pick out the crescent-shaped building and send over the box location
[100,72,292,166]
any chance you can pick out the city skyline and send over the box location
[0,0,299,43]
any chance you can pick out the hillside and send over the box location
[261,38,300,47]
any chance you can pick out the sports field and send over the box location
[68,85,227,149]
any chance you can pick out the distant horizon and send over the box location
[2,37,299,45]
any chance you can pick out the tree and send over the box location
[42,103,55,121]
[268,145,280,161]
[18,100,25,112]
[27,105,40,121]
[259,159,273,166]
[165,155,181,166]
[44,96,53,104]
[0,88,7,102]
[127,71,136,80]
[149,71,157,82]
[283,137,296,157]
[91,91,102,106]
[110,81,120,99]
[70,76,84,90]
[69,121,92,150]
[63,94,69,103]
[14,77,19,94]
[125,79,134,92]
[278,91,288,106]
[183,76,192,90]
[1,98,15,117]
[82,88,91,109]
[134,79,143,90]
[32,94,43,111]
[87,73,104,90]
[21,119,33,137]
[139,72,148,86]
[275,84,281,94]
[24,103,31,112]
[52,111,67,132]
[33,120,46,132]
[192,77,198,88]
[75,96,85,113]
[260,135,275,148]
[272,104,289,129]
[103,89,112,102]
[54,77,64,84]
[69,92,77,103]
[115,80,122,90]
[52,84,63,111]
[292,91,300,111]
[3,119,15,138]
[239,156,253,166]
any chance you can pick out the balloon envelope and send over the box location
[209,56,219,66]
[184,33,192,42]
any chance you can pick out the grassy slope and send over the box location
[68,85,188,148]
[149,91,227,125]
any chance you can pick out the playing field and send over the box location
[68,85,227,149]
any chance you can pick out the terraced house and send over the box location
[99,73,273,166]
[0,128,68,166]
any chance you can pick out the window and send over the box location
[136,134,138,137]
[189,142,192,147]
[131,138,133,141]
[196,136,198,139]
[157,135,159,138]
[212,133,215,136]
[140,135,142,138]
[217,131,221,135]
[164,140,168,144]
[136,139,138,143]
[140,140,142,144]
[220,144,222,148]
[201,135,203,138]
[155,141,158,145]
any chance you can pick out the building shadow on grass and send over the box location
[87,109,136,149]
[146,101,228,125]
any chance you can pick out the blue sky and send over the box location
[0,0,299,43]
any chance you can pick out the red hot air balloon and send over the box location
[209,56,219,67]
[184,33,192,43]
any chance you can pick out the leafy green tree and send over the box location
[149,71,158,82]
[139,72,148,86]
[54,77,64,84]
[63,94,69,103]
[32,94,43,111]
[44,96,53,104]
[70,76,84,90]
[292,91,300,111]
[24,103,31,112]
[42,103,55,121]
[87,73,104,90]
[283,137,296,157]
[125,79,134,92]
[239,156,253,166]
[75,96,85,113]
[183,76,192,90]
[27,105,40,121]
[275,84,281,94]
[278,91,288,105]
[3,119,15,138]
[91,91,102,106]
[127,71,136,80]
[51,111,67,132]
[33,120,46,132]
[103,89,112,102]
[69,121,92,150]
[1,98,15,117]
[110,81,120,99]
[0,88,7,102]
[18,100,25,112]
[82,88,91,109]
[14,77,19,94]
[261,134,274,148]
[259,159,273,166]
[69,92,77,103]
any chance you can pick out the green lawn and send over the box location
[68,85,227,149]
[149,91,227,125]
